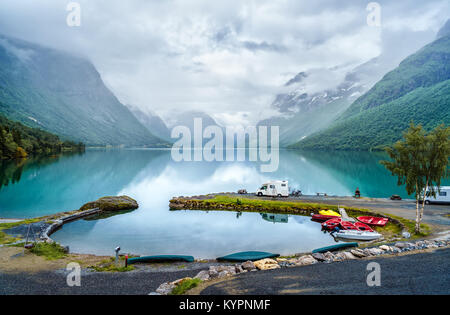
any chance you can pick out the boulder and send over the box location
[294,255,317,266]
[312,252,326,262]
[395,242,412,249]
[241,260,256,271]
[235,264,245,273]
[367,248,383,256]
[323,251,335,261]
[171,277,192,286]
[350,249,367,258]
[379,245,390,251]
[342,251,357,260]
[194,270,210,281]
[79,196,138,212]
[156,282,175,295]
[254,258,280,270]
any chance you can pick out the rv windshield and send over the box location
[260,185,267,190]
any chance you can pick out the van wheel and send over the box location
[277,194,282,198]
[425,200,430,205]
[257,192,262,197]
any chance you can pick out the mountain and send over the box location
[437,19,450,39]
[165,110,226,146]
[0,34,166,147]
[0,113,84,159]
[259,26,437,147]
[129,107,171,142]
[292,32,450,151]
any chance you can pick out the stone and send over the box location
[235,264,244,273]
[379,245,390,251]
[323,251,335,260]
[194,270,210,281]
[216,265,236,274]
[79,196,139,212]
[312,252,326,261]
[254,258,280,270]
[241,260,256,271]
[171,277,191,286]
[402,231,411,239]
[218,270,232,278]
[333,252,347,261]
[294,255,317,266]
[156,282,175,295]
[367,248,383,256]
[350,249,367,258]
[342,251,357,260]
[395,242,412,249]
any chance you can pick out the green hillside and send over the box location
[0,34,167,147]
[292,79,450,151]
[341,35,450,119]
[0,113,84,159]
[291,34,450,150]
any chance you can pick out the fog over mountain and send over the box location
[0,0,448,128]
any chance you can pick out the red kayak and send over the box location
[321,217,341,230]
[312,214,339,222]
[354,222,374,232]
[340,220,358,230]
[357,216,388,227]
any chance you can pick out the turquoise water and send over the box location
[0,149,417,257]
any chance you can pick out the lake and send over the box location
[0,149,415,257]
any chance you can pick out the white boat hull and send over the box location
[334,230,382,241]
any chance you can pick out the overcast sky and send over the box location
[0,0,448,126]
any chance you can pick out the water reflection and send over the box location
[3,148,445,256]
[260,213,288,223]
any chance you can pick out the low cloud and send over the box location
[0,0,448,126]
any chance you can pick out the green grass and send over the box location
[183,196,428,239]
[208,195,338,211]
[29,242,67,260]
[170,278,202,295]
[88,257,136,272]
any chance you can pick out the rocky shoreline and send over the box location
[153,237,450,295]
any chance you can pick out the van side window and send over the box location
[269,185,275,188]
[439,191,447,196]
[281,184,286,187]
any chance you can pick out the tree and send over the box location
[380,123,450,234]
[420,124,450,222]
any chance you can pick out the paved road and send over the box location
[1,248,448,295]
[201,248,450,295]
[0,269,201,295]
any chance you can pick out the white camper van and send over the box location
[256,181,289,197]
[423,186,450,204]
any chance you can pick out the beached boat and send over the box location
[217,251,279,262]
[357,216,388,227]
[340,220,358,230]
[319,210,340,217]
[312,214,339,222]
[354,221,374,232]
[127,255,195,264]
[312,242,358,253]
[321,217,341,230]
[334,230,382,241]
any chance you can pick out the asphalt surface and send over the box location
[0,268,201,295]
[201,248,450,295]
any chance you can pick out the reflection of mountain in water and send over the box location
[0,152,84,191]
[260,213,288,223]
[0,149,168,218]
[290,150,409,198]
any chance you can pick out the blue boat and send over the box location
[217,251,279,262]
[127,255,195,264]
[312,242,358,253]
